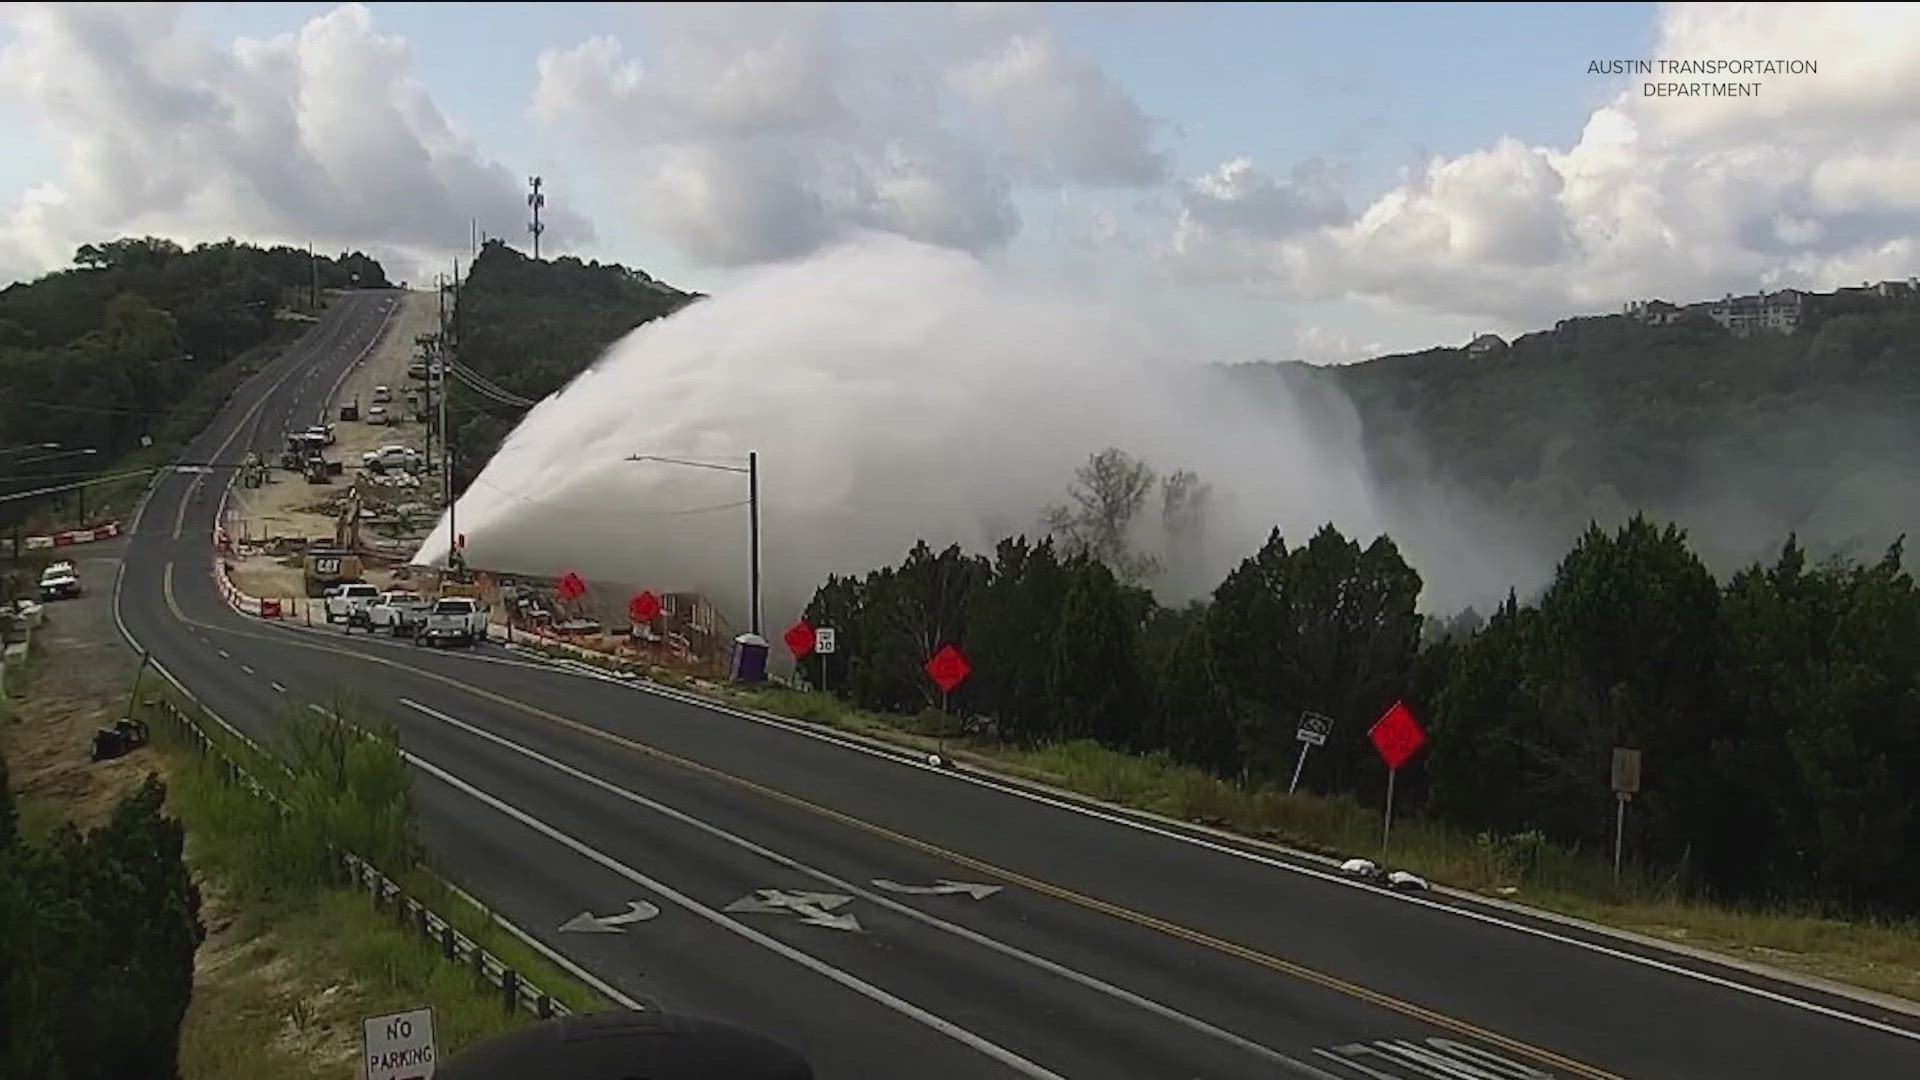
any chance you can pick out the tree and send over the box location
[1046,448,1161,583]
[2,774,203,1079]
[1205,524,1423,788]
[1045,557,1146,745]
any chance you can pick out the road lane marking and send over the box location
[404,749,1070,1080]
[607,674,1920,1041]
[157,592,1920,1057]
[169,297,357,540]
[724,890,861,932]
[218,649,230,659]
[271,682,287,693]
[401,699,1344,1078]
[559,901,660,934]
[1314,1038,1557,1080]
[240,663,254,675]
[163,589,1607,1078]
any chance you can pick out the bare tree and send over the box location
[1047,448,1161,583]
[1162,468,1210,544]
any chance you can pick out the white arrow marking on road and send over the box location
[871,879,1002,900]
[724,889,861,932]
[558,900,660,934]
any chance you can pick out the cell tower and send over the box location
[527,175,546,260]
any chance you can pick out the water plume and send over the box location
[419,233,1405,627]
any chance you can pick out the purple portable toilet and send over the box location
[730,632,769,685]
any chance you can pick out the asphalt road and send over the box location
[108,294,1920,1079]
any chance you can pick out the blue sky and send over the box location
[2,3,1910,363]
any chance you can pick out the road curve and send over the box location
[113,296,1920,1079]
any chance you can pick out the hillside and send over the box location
[0,237,390,528]
[449,241,701,494]
[1231,291,1920,579]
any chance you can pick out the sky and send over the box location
[1,2,1915,365]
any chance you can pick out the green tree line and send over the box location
[801,456,1920,912]
[0,236,390,525]
[1230,294,1920,574]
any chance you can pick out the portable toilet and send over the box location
[730,633,769,685]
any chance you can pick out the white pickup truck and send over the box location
[323,582,380,624]
[419,597,487,647]
[366,591,430,637]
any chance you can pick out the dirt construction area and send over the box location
[227,290,441,600]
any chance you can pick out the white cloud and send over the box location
[535,3,1160,267]
[946,30,1165,186]
[0,2,583,284]
[1160,2,1920,327]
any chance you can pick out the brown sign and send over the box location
[1611,747,1643,797]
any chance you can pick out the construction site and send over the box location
[217,288,739,680]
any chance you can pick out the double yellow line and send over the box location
[158,568,1624,1080]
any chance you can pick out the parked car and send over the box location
[367,405,388,426]
[323,582,380,624]
[360,444,422,473]
[367,591,430,637]
[38,561,80,601]
[372,385,392,403]
[419,596,487,647]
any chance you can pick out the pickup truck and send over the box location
[323,582,380,624]
[367,591,429,637]
[38,561,81,601]
[419,597,487,647]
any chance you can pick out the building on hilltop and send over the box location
[1692,289,1804,336]
[1466,333,1508,357]
[1624,299,1683,325]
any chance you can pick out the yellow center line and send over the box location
[157,568,1625,1080]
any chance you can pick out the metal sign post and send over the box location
[815,627,836,695]
[1290,710,1332,795]
[1611,747,1642,882]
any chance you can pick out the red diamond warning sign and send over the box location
[1368,700,1426,771]
[784,621,816,659]
[924,644,971,695]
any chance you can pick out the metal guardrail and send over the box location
[148,695,571,1020]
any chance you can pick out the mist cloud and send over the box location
[421,235,1450,626]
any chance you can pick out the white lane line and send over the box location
[436,875,651,1012]
[271,682,287,693]
[240,664,255,675]
[217,649,230,659]
[614,679,1920,1042]
[401,699,1339,1078]
[403,745,1069,1080]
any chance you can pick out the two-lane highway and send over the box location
[114,298,1920,1078]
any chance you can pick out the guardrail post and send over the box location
[536,992,554,1020]
[442,923,457,960]
[501,968,519,1016]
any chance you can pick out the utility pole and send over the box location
[309,242,319,310]
[748,451,761,637]
[439,275,452,571]
[527,175,545,260]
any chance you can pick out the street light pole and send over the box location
[625,452,762,638]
